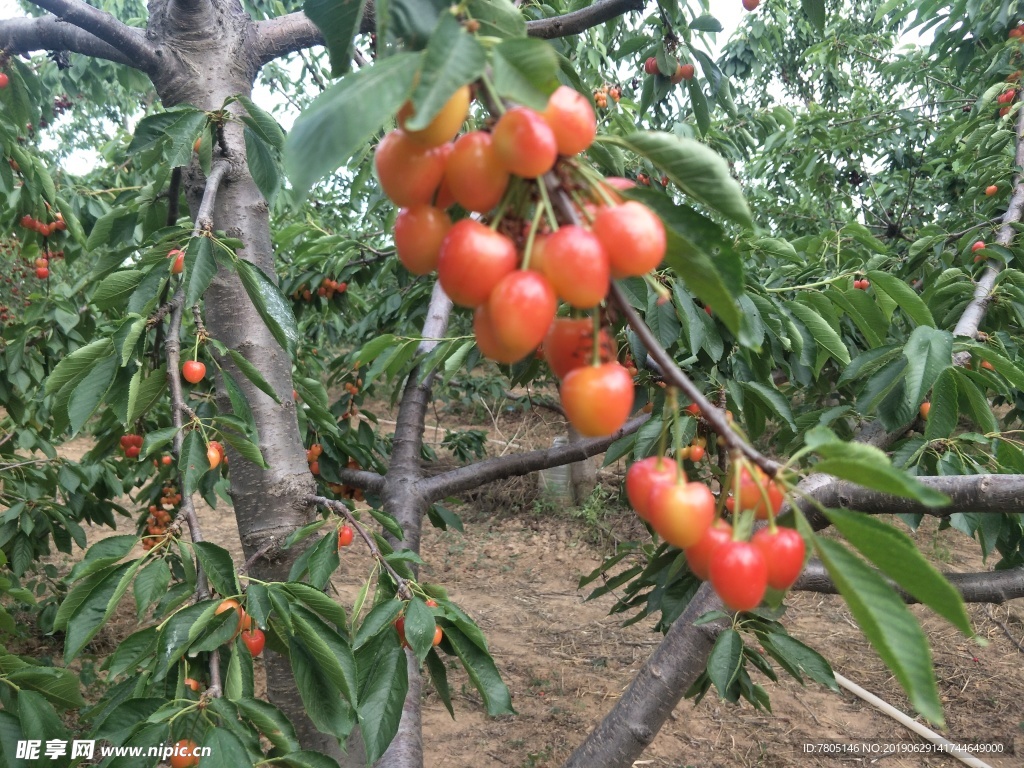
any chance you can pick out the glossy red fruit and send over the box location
[971,241,985,252]
[644,57,659,75]
[443,131,510,212]
[735,467,784,520]
[540,225,610,308]
[125,445,141,459]
[625,456,679,521]
[206,445,221,469]
[183,677,202,692]
[182,360,206,384]
[374,129,448,207]
[685,519,733,580]
[473,303,527,363]
[35,266,49,279]
[433,625,443,646]
[169,739,200,768]
[487,271,557,354]
[437,220,517,307]
[394,206,451,275]
[168,248,185,275]
[560,362,634,437]
[543,86,597,156]
[491,107,559,178]
[338,525,354,547]
[542,317,617,379]
[689,444,706,462]
[241,628,265,656]
[709,540,768,611]
[985,184,998,196]
[647,481,715,549]
[752,527,806,591]
[394,615,407,646]
[742,0,760,10]
[397,85,470,148]
[676,63,695,81]
[591,202,666,278]
[0,73,8,89]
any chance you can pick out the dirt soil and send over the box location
[37,403,1024,768]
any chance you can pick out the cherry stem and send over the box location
[536,179,560,232]
[521,204,544,272]
[589,309,601,367]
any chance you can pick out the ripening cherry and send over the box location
[35,266,49,279]
[0,73,8,89]
[433,625,443,646]
[971,241,985,253]
[215,598,246,639]
[241,627,266,656]
[169,739,200,768]
[752,527,806,591]
[491,107,559,178]
[591,201,666,278]
[540,225,610,308]
[338,525,354,547]
[397,85,471,148]
[685,519,733,581]
[742,0,760,10]
[985,184,998,196]
[168,248,185,275]
[625,456,679,521]
[374,129,448,207]
[183,677,202,692]
[676,63,695,81]
[733,466,785,520]
[560,362,634,437]
[542,317,617,379]
[487,271,557,354]
[206,445,221,469]
[643,57,659,75]
[473,303,527,363]
[647,480,715,549]
[394,206,451,275]
[709,540,768,611]
[182,360,206,384]
[542,86,597,156]
[689,444,706,462]
[919,401,931,419]
[443,131,510,212]
[437,220,517,307]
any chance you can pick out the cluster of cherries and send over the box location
[643,56,695,84]
[291,277,347,302]
[379,83,668,438]
[626,444,806,612]
[119,432,144,459]
[852,278,870,290]
[142,503,174,551]
[327,458,367,502]
[592,83,621,109]
[19,213,66,238]
[395,599,444,649]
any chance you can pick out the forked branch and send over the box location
[0,15,137,66]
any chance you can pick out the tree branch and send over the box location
[0,14,138,67]
[794,560,1024,605]
[525,0,646,39]
[19,0,158,71]
[193,161,230,237]
[419,415,648,501]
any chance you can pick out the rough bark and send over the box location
[0,15,139,66]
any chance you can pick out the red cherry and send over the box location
[540,225,610,308]
[437,220,517,308]
[542,317,617,379]
[35,266,49,279]
[625,456,678,521]
[560,362,634,437]
[591,202,666,278]
[241,628,265,656]
[752,527,806,591]
[0,73,8,89]
[491,107,559,178]
[374,130,448,207]
[742,0,760,10]
[676,63,695,81]
[647,481,715,549]
[685,519,733,581]
[396,85,470,148]
[338,525,354,547]
[542,86,597,156]
[486,271,557,355]
[709,540,768,611]
[168,248,185,275]
[644,57,659,75]
[182,360,206,384]
[394,206,451,275]
[443,131,510,213]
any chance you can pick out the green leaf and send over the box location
[306,532,341,590]
[401,597,436,662]
[226,348,282,404]
[184,236,217,307]
[825,509,972,636]
[814,537,944,726]
[787,301,850,366]
[284,54,417,196]
[67,352,117,435]
[813,441,949,506]
[236,95,287,150]
[128,366,169,424]
[957,342,1024,390]
[64,562,136,663]
[686,79,710,136]
[289,636,355,741]
[245,126,282,205]
[707,629,743,696]
[236,697,301,754]
[953,369,999,433]
[193,542,241,598]
[357,639,408,763]
[598,132,752,226]
[867,271,935,327]
[236,260,300,357]
[217,428,268,469]
[45,338,113,395]
[802,0,826,31]
[405,15,485,129]
[466,0,525,38]
[443,624,514,716]
[491,37,561,111]
[292,607,359,707]
[901,326,952,406]
[285,583,348,631]
[179,430,206,498]
[762,633,837,690]
[924,367,958,440]
[354,600,404,649]
[304,0,367,76]
[204,728,250,767]
[133,559,171,618]
[6,667,86,710]
[424,648,454,717]
[739,382,796,432]
[93,270,144,310]
[69,535,137,581]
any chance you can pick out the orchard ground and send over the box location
[24,400,1024,768]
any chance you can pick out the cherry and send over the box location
[591,201,666,278]
[491,107,559,178]
[169,739,200,768]
[985,184,998,196]
[689,444,706,462]
[168,248,185,275]
[540,225,610,308]
[206,445,221,470]
[625,456,678,522]
[919,401,931,419]
[647,480,715,549]
[394,206,451,275]
[125,445,140,459]
[542,317,616,379]
[709,540,768,611]
[560,362,634,437]
[183,677,202,692]
[980,359,995,370]
[752,527,806,590]
[182,360,206,384]
[374,129,448,207]
[0,73,8,89]
[676,63,695,82]
[35,266,49,279]
[685,519,733,581]
[971,241,985,252]
[542,86,597,156]
[473,303,527,363]
[444,131,510,212]
[215,598,246,639]
[338,525,354,547]
[742,0,760,10]
[241,627,266,656]
[433,625,443,646]
[733,466,784,520]
[643,57,659,75]
[397,85,470,148]
[486,270,557,356]
[437,220,517,307]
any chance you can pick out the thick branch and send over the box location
[794,560,1024,605]
[795,473,1024,518]
[20,0,157,70]
[332,467,386,493]
[525,0,645,39]
[419,415,648,501]
[0,15,137,66]
[193,162,230,237]
[951,103,1024,344]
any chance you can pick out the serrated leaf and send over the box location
[93,270,144,310]
[813,441,949,506]
[902,326,952,406]
[924,368,958,440]
[491,37,560,111]
[787,301,850,366]
[236,697,301,754]
[225,348,282,404]
[467,0,525,38]
[303,0,367,76]
[405,15,485,128]
[444,624,513,716]
[184,236,217,307]
[739,382,796,432]
[6,667,86,710]
[245,126,281,205]
[707,629,743,696]
[45,338,114,395]
[193,542,241,598]
[236,260,299,356]
[236,94,287,150]
[867,271,935,327]
[354,600,404,649]
[290,637,355,741]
